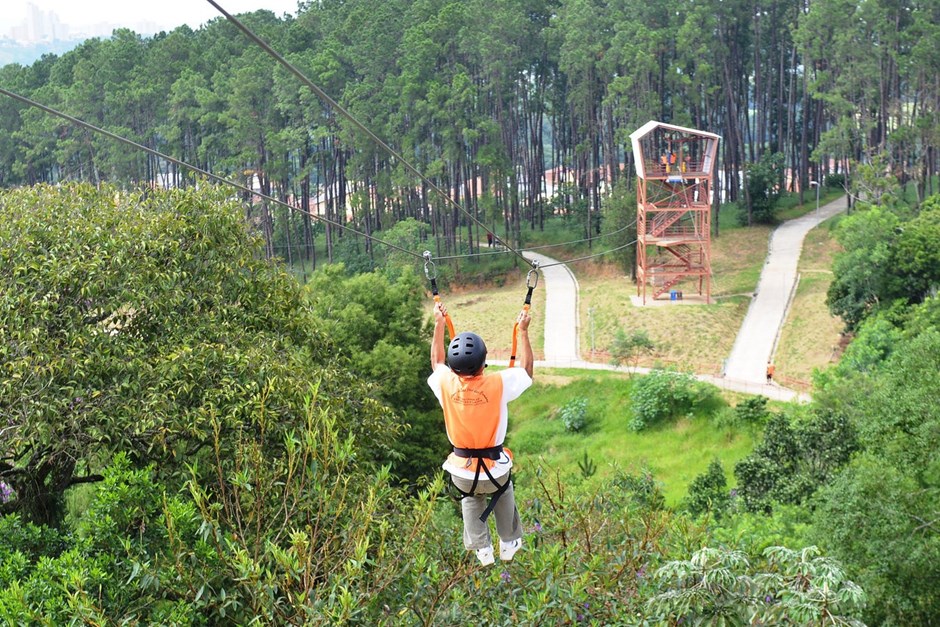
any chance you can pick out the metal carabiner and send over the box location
[526,260,540,289]
[423,250,437,281]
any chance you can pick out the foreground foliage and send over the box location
[0,184,396,525]
[649,545,866,625]
[0,450,868,625]
[810,192,940,624]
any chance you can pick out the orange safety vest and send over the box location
[439,371,513,474]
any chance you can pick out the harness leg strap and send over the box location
[452,465,482,499]
[448,446,511,522]
[478,465,511,523]
[451,464,511,523]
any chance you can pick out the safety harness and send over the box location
[450,445,512,522]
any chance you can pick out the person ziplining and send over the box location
[427,301,534,566]
[423,253,538,566]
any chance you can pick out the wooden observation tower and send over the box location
[629,121,720,305]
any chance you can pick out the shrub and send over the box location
[826,173,846,189]
[740,152,785,225]
[812,455,940,625]
[0,396,437,625]
[629,369,700,431]
[559,397,588,432]
[0,185,397,525]
[684,459,730,519]
[734,408,858,513]
[710,505,814,556]
[711,406,740,431]
[611,468,666,511]
[647,545,866,625]
[609,328,655,370]
[735,395,770,425]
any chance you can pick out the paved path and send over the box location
[522,251,581,364]
[492,198,848,403]
[722,196,847,384]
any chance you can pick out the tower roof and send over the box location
[629,121,721,179]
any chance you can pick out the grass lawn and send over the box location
[442,270,548,360]
[579,276,750,373]
[776,188,845,221]
[774,215,846,387]
[505,370,756,506]
[436,197,841,379]
[575,222,771,373]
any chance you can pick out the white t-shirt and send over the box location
[427,364,532,479]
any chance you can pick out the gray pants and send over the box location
[451,474,522,550]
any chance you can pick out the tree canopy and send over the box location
[0,184,396,524]
[2,0,939,260]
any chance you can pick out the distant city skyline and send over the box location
[2,1,299,43]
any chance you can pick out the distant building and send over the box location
[7,3,68,43]
[5,3,162,47]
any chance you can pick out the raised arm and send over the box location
[515,309,534,380]
[430,301,448,369]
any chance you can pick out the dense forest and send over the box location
[1,0,939,257]
[2,0,940,624]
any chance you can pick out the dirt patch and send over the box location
[534,374,577,387]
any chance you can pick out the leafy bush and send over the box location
[305,264,448,485]
[825,204,914,329]
[735,395,770,425]
[647,545,866,625]
[0,396,434,625]
[684,459,730,519]
[0,455,200,624]
[0,185,397,525]
[710,505,814,556]
[610,468,666,511]
[629,369,706,431]
[812,455,940,626]
[810,328,940,625]
[734,408,858,513]
[609,328,655,370]
[710,406,740,431]
[0,456,689,624]
[741,152,785,225]
[559,397,588,432]
[826,173,846,188]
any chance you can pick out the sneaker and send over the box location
[475,546,495,566]
[499,538,522,561]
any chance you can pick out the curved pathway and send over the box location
[521,251,581,364]
[499,198,848,403]
[722,196,847,384]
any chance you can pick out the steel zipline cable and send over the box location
[430,219,639,260]
[204,0,537,271]
[538,239,639,268]
[0,86,640,276]
[0,86,426,264]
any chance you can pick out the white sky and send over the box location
[2,1,300,35]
